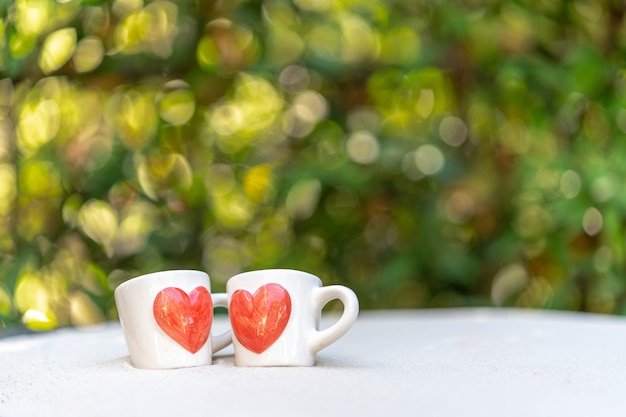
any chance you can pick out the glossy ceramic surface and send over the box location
[226,269,359,367]
[114,270,231,369]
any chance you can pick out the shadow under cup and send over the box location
[226,269,359,367]
[114,270,230,370]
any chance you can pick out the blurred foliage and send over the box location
[2,0,626,331]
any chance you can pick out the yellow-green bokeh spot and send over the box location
[142,1,179,58]
[209,73,284,153]
[9,31,36,59]
[338,14,380,64]
[368,67,454,132]
[159,89,196,126]
[286,179,322,220]
[196,35,220,72]
[38,28,77,74]
[211,192,254,229]
[62,194,83,228]
[14,271,58,330]
[17,99,61,156]
[380,26,421,66]
[22,308,58,331]
[73,36,104,73]
[305,14,379,67]
[202,234,250,281]
[252,211,293,264]
[244,164,274,204]
[112,1,179,57]
[14,0,52,38]
[14,272,44,314]
[0,285,12,316]
[18,160,62,199]
[115,201,158,257]
[294,0,335,12]
[69,292,106,326]
[137,153,193,200]
[266,27,305,68]
[0,164,16,216]
[109,91,158,150]
[77,199,118,256]
[113,9,147,55]
[0,20,5,52]
[15,200,49,241]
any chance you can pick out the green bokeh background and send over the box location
[1,0,625,331]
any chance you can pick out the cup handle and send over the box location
[309,285,359,353]
[211,293,232,353]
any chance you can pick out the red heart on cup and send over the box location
[153,286,213,354]
[230,283,291,354]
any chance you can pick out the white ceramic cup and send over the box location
[114,270,231,369]
[226,269,359,366]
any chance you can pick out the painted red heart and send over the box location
[230,283,291,354]
[153,286,213,354]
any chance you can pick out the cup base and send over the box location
[234,358,316,367]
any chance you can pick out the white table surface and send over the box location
[2,308,626,416]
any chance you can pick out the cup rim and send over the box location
[227,268,322,287]
[114,269,209,294]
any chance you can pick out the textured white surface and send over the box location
[2,308,626,416]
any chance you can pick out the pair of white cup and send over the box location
[114,269,359,369]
